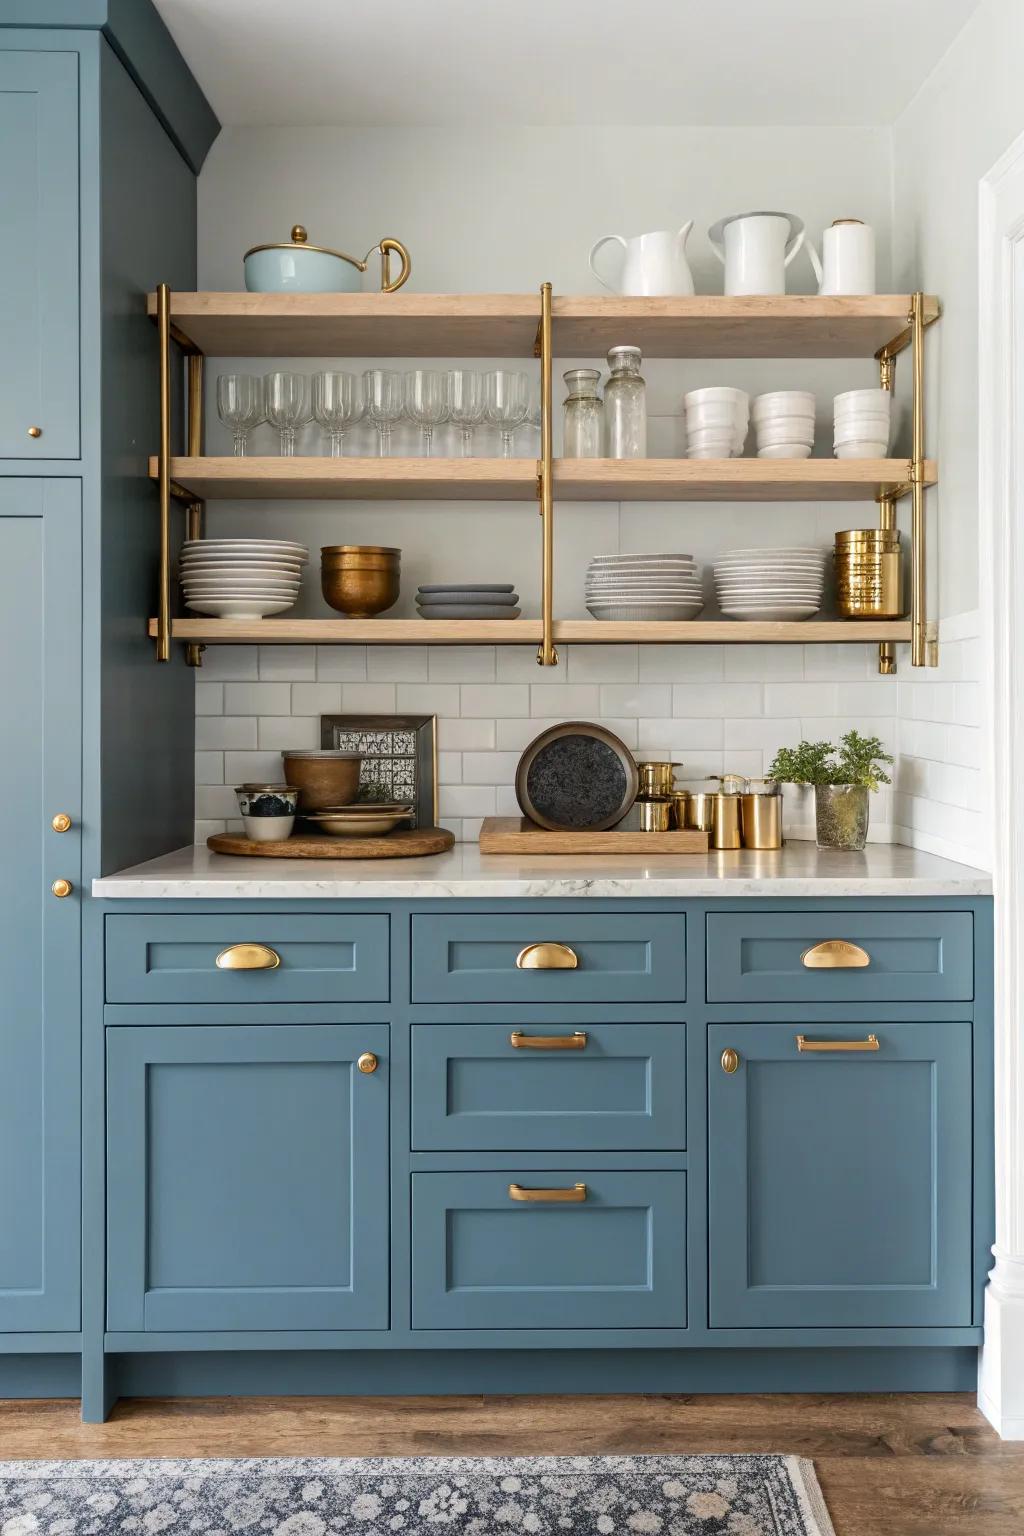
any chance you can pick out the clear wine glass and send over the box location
[484,369,530,458]
[265,372,311,457]
[448,370,485,456]
[405,369,449,456]
[363,369,405,457]
[217,373,264,457]
[312,371,364,457]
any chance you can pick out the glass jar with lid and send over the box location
[604,346,647,458]
[562,369,603,458]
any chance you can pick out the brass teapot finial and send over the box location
[291,224,308,244]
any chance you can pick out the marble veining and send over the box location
[92,842,993,899]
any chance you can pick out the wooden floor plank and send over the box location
[0,1394,1019,1536]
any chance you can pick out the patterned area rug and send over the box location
[0,1455,835,1536]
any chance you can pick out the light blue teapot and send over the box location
[243,224,411,294]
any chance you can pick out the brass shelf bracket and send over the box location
[155,284,206,664]
[185,351,206,668]
[877,351,898,675]
[536,281,557,667]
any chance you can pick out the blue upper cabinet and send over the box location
[0,51,79,459]
[106,1024,391,1333]
[708,1020,973,1327]
[0,480,81,1331]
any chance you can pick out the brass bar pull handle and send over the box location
[516,942,578,970]
[509,1030,587,1050]
[508,1183,587,1203]
[215,943,281,971]
[796,1034,880,1053]
[801,939,870,969]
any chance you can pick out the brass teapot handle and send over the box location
[373,237,411,292]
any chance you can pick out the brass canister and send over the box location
[686,790,716,833]
[669,790,690,829]
[637,761,675,798]
[637,798,672,832]
[711,793,742,850]
[835,549,904,619]
[740,791,783,849]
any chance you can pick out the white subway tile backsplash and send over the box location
[367,646,429,682]
[763,682,838,717]
[567,645,638,683]
[258,646,317,681]
[439,718,496,750]
[195,751,224,785]
[439,785,497,818]
[224,682,292,716]
[199,646,259,682]
[342,682,397,712]
[496,648,548,681]
[428,647,496,682]
[639,646,725,681]
[600,684,672,718]
[395,683,460,715]
[673,682,762,718]
[638,718,725,751]
[462,752,521,784]
[495,786,521,816]
[724,645,804,681]
[437,752,462,784]
[195,784,241,820]
[316,646,367,681]
[196,716,257,750]
[462,684,530,717]
[531,684,601,717]
[195,819,228,841]
[256,716,318,750]
[224,750,287,783]
[724,717,802,751]
[195,683,224,715]
[291,682,343,716]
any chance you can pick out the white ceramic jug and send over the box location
[588,224,696,296]
[708,211,806,296]
[807,219,876,296]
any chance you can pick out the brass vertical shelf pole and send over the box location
[909,290,935,666]
[156,282,171,662]
[877,350,897,675]
[185,353,205,668]
[536,281,557,667]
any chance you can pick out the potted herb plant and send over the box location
[767,731,893,851]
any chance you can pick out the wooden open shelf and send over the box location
[149,291,938,359]
[156,456,932,503]
[149,617,913,646]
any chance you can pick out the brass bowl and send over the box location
[321,544,401,617]
[282,750,362,812]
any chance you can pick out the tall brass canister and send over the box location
[834,528,903,619]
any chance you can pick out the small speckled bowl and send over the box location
[235,784,298,842]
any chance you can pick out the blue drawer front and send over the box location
[411,1023,685,1150]
[412,914,685,1004]
[706,911,973,1002]
[412,1171,686,1329]
[708,1020,973,1327]
[106,1024,390,1332]
[105,914,390,1004]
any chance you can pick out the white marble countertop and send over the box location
[92,842,993,899]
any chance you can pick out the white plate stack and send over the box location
[833,388,891,459]
[713,546,825,621]
[683,388,749,459]
[179,539,309,618]
[585,553,704,621]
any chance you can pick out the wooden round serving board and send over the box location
[207,826,454,860]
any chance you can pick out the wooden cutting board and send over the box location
[207,826,454,859]
[478,817,709,855]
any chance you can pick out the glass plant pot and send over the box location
[814,783,870,852]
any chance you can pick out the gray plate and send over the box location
[417,605,523,619]
[417,583,515,593]
[418,590,519,606]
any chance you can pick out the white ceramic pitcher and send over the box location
[708,211,806,296]
[807,219,876,295]
[588,223,696,296]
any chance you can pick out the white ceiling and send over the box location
[155,0,981,129]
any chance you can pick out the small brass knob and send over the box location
[51,878,73,899]
[28,426,42,438]
[357,1052,378,1074]
[51,813,72,833]
[721,1047,740,1075]
[291,224,308,244]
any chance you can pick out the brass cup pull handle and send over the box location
[515,942,579,970]
[377,237,411,292]
[215,943,281,971]
[508,1183,587,1203]
[801,939,870,969]
[796,1034,880,1053]
[509,1030,587,1051]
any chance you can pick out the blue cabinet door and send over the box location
[0,52,79,459]
[708,1021,973,1327]
[0,480,81,1331]
[106,1024,390,1332]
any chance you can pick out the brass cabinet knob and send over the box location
[215,943,280,970]
[51,878,73,899]
[51,813,72,833]
[515,941,578,970]
[28,426,42,438]
[721,1047,740,1075]
[357,1052,378,1074]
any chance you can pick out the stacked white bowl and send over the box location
[585,553,704,622]
[752,391,816,459]
[713,546,825,621]
[683,388,749,459]
[179,538,308,619]
[833,388,892,459]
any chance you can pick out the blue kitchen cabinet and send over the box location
[0,481,81,1332]
[106,1024,390,1332]
[0,51,79,459]
[707,1019,974,1327]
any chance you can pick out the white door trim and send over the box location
[978,130,1024,1439]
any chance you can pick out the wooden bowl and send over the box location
[282,750,362,812]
